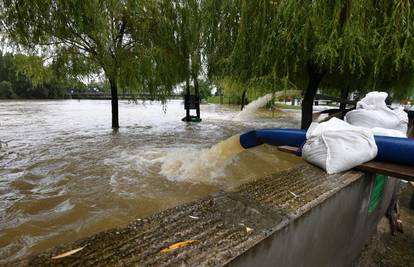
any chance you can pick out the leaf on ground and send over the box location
[160,240,198,254]
[246,226,254,233]
[51,246,85,260]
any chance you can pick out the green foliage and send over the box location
[207,95,243,105]
[1,0,211,127]
[161,0,204,96]
[0,80,14,98]
[202,0,242,79]
[197,79,212,100]
[268,1,413,89]
[1,0,183,100]
[217,77,245,97]
[274,103,301,110]
[207,96,221,104]
[86,80,109,93]
[0,51,82,99]
[180,80,212,100]
[204,0,414,98]
[14,54,52,87]
[2,0,413,127]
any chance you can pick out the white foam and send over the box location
[160,134,245,183]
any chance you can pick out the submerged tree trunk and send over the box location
[240,90,247,111]
[109,78,119,129]
[185,78,190,120]
[193,75,200,118]
[301,64,325,130]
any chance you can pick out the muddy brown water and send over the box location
[0,99,302,262]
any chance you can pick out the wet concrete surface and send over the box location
[12,164,364,266]
[356,183,414,267]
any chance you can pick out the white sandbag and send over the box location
[302,118,378,174]
[345,91,408,135]
[370,127,406,138]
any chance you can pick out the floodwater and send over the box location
[0,99,302,262]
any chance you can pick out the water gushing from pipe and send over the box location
[160,134,245,182]
[233,93,273,121]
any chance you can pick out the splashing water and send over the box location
[160,134,245,183]
[233,90,301,121]
[233,93,273,121]
[160,91,299,183]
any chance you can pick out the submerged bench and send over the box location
[15,163,397,266]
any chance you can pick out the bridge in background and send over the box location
[69,92,182,100]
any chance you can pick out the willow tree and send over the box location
[268,1,414,128]
[202,0,242,79]
[207,0,414,129]
[168,0,204,119]
[1,0,180,128]
[226,0,269,110]
[203,0,270,109]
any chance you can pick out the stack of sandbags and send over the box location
[302,91,409,174]
[345,91,408,137]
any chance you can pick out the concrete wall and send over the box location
[18,165,395,266]
[229,175,398,267]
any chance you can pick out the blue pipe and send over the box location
[240,128,306,148]
[239,128,414,167]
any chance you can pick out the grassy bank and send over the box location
[208,96,302,111]
[275,103,301,110]
[207,95,243,105]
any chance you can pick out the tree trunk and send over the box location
[240,90,247,111]
[109,78,119,129]
[301,64,325,130]
[339,87,349,111]
[193,75,200,118]
[185,78,190,120]
[339,87,349,119]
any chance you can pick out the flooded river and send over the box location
[0,99,302,262]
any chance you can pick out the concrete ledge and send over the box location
[13,163,395,266]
